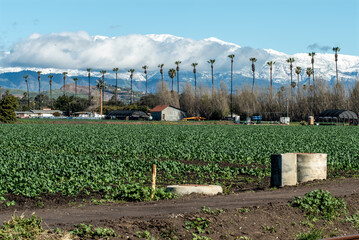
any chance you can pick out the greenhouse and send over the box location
[317,109,358,125]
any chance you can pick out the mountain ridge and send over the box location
[0,33,358,93]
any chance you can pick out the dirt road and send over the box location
[0,178,358,228]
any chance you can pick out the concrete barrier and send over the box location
[271,153,298,187]
[271,153,327,187]
[165,184,223,195]
[297,153,327,183]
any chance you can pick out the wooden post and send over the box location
[151,164,157,199]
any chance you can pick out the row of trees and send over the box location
[146,78,359,121]
[21,47,342,114]
[9,73,359,122]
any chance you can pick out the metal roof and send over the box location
[30,110,62,114]
[107,110,149,118]
[150,105,184,112]
[318,109,358,120]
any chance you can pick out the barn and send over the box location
[317,109,358,125]
[150,105,186,121]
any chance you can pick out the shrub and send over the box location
[290,189,346,220]
[0,91,18,123]
[71,223,116,238]
[0,214,43,239]
[296,229,323,240]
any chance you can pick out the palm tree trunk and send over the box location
[102,75,105,107]
[335,58,339,86]
[146,73,148,96]
[177,70,180,93]
[290,69,293,98]
[38,79,41,110]
[230,60,233,118]
[115,72,118,102]
[312,61,315,89]
[252,71,255,94]
[100,88,103,116]
[63,77,66,96]
[194,72,197,97]
[130,77,133,104]
[297,74,300,96]
[75,82,77,98]
[50,84,53,109]
[269,68,273,101]
[88,73,91,105]
[211,66,214,95]
[171,77,174,92]
[161,72,164,89]
[26,82,30,109]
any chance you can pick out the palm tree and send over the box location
[100,70,107,106]
[266,61,275,100]
[286,58,295,97]
[142,65,149,95]
[96,78,105,116]
[37,71,42,109]
[73,78,78,98]
[295,67,302,95]
[48,75,53,109]
[128,69,135,104]
[191,63,198,95]
[112,67,119,102]
[87,68,92,105]
[175,61,181,93]
[208,59,215,94]
[306,67,313,87]
[266,61,275,89]
[158,64,164,88]
[250,58,257,93]
[62,72,68,96]
[24,75,30,109]
[309,52,316,87]
[168,68,176,92]
[228,54,235,118]
[333,46,341,86]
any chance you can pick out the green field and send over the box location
[0,124,358,200]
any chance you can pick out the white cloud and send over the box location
[1,31,247,71]
[0,31,358,84]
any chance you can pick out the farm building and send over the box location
[15,109,63,118]
[106,110,149,120]
[15,111,32,118]
[317,109,358,125]
[71,112,103,118]
[30,110,63,118]
[150,105,186,121]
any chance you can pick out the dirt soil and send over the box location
[1,178,359,239]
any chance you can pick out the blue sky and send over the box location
[0,0,358,56]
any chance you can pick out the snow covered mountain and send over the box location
[0,32,358,92]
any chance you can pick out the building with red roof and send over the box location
[150,105,186,121]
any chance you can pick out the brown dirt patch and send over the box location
[0,178,359,239]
